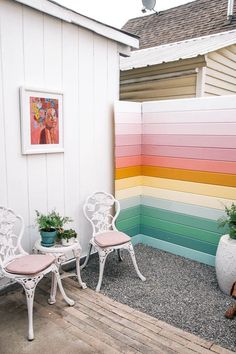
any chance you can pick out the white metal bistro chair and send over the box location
[82,191,146,292]
[0,206,75,341]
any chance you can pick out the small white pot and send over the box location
[61,237,75,246]
[215,234,236,295]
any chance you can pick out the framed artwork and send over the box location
[20,87,64,154]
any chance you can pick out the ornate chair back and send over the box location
[0,206,27,271]
[83,191,120,238]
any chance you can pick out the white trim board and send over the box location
[13,0,139,49]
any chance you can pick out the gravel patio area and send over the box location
[79,244,236,352]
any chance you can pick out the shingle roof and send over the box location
[122,0,236,50]
[120,29,236,70]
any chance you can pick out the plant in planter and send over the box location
[35,209,72,247]
[57,229,77,246]
[216,203,236,294]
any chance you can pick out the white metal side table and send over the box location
[34,239,87,304]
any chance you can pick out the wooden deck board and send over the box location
[0,278,234,354]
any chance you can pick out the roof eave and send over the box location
[13,0,139,49]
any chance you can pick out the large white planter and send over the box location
[215,234,236,295]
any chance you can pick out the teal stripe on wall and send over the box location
[141,205,224,234]
[140,225,217,255]
[116,215,140,230]
[141,215,221,245]
[117,224,140,237]
[141,195,224,221]
[140,234,216,267]
[118,205,141,221]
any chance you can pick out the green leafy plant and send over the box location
[35,209,72,232]
[218,203,236,239]
[57,228,77,240]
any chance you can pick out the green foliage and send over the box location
[218,203,236,239]
[57,228,77,240]
[35,209,72,232]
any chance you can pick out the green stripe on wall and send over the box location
[118,205,141,221]
[141,205,225,234]
[116,215,140,231]
[141,215,221,245]
[117,224,140,237]
[140,224,218,255]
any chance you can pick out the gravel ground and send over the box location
[79,244,236,351]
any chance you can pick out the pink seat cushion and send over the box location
[5,255,55,275]
[95,231,131,247]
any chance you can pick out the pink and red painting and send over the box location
[30,97,59,145]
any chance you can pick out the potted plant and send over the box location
[216,203,236,294]
[57,228,77,246]
[35,209,72,247]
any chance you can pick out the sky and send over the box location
[54,0,196,28]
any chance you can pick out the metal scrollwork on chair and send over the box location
[82,192,146,292]
[0,206,75,341]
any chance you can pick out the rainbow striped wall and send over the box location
[115,101,142,237]
[115,96,236,265]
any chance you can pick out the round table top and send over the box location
[34,238,81,254]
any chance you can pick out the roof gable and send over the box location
[122,0,236,49]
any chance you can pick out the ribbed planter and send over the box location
[215,234,236,295]
[40,229,57,247]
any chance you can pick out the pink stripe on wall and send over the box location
[142,123,236,135]
[115,145,142,157]
[142,145,236,162]
[115,134,142,146]
[115,112,142,124]
[116,156,142,168]
[142,135,236,148]
[142,155,236,174]
[142,109,236,123]
[116,124,142,135]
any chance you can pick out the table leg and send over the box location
[73,248,87,289]
[48,271,57,304]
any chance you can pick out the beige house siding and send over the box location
[204,45,236,96]
[120,57,205,101]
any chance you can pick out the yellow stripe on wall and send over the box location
[143,186,234,210]
[143,176,236,199]
[116,186,143,200]
[115,176,143,190]
[142,166,236,188]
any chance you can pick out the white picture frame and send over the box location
[20,86,64,154]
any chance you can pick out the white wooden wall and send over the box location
[0,0,120,283]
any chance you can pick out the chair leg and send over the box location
[53,266,75,306]
[96,249,112,292]
[117,249,123,262]
[17,275,43,341]
[126,243,146,282]
[80,243,92,269]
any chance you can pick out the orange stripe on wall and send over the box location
[115,166,142,179]
[142,166,236,187]
[142,155,236,175]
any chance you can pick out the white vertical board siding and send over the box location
[23,6,47,250]
[0,0,30,252]
[0,0,120,287]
